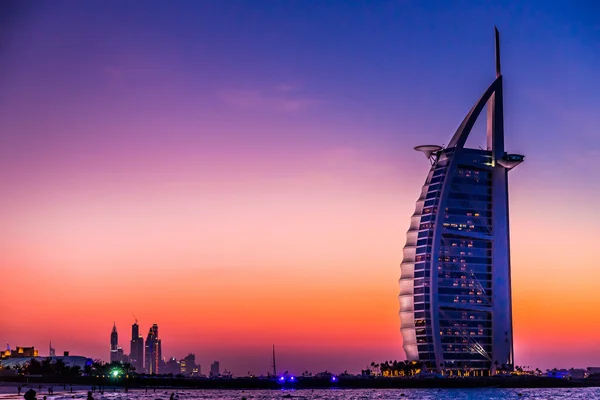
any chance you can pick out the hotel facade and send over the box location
[398,29,524,374]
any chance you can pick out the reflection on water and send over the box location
[2,387,600,400]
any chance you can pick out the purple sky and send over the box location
[2,1,600,374]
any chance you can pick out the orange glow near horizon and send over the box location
[2,2,600,375]
[2,147,600,374]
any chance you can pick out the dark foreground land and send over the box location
[2,375,599,390]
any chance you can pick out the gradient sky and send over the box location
[2,0,600,375]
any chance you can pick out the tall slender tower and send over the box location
[110,323,118,351]
[110,322,119,363]
[144,328,156,374]
[132,321,139,339]
[272,345,277,377]
[151,324,161,373]
[398,28,523,374]
[130,320,144,372]
[145,324,160,374]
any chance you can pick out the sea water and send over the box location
[2,387,600,400]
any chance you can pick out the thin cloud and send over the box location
[101,65,148,80]
[216,89,264,108]
[217,86,321,111]
[274,83,295,92]
[277,98,321,111]
[523,88,599,139]
[308,147,397,178]
[103,66,125,78]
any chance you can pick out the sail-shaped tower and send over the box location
[398,28,524,375]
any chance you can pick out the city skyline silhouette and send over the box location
[2,1,600,375]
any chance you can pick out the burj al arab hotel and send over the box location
[398,28,524,375]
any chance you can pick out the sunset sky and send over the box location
[2,1,600,375]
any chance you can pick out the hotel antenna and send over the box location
[495,26,501,77]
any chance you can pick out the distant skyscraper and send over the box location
[135,339,144,370]
[157,339,163,370]
[117,347,125,362]
[144,324,161,374]
[180,353,196,376]
[151,324,162,371]
[164,357,180,375]
[144,328,155,374]
[129,321,144,372]
[210,361,220,377]
[132,322,139,339]
[49,341,55,357]
[136,338,144,369]
[110,322,119,363]
[398,28,523,374]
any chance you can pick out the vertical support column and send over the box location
[490,165,512,371]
